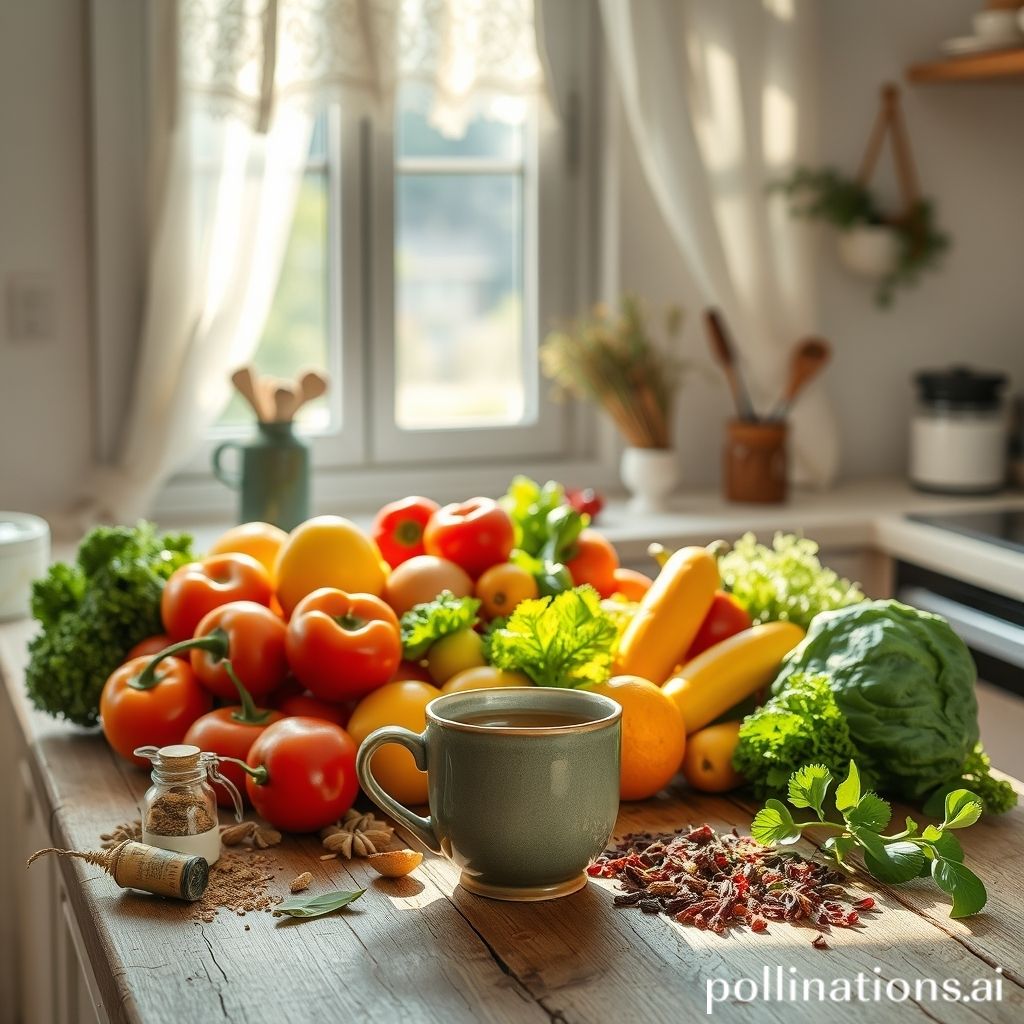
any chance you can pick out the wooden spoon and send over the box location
[704,308,756,421]
[272,382,300,423]
[295,370,328,412]
[230,366,265,421]
[770,337,831,420]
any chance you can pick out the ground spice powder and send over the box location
[146,792,216,836]
[190,852,282,924]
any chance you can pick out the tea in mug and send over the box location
[453,710,592,730]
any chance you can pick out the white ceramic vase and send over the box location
[836,224,900,280]
[620,447,680,515]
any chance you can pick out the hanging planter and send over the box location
[772,84,950,307]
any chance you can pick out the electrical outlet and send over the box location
[5,273,55,344]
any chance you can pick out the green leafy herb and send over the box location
[25,523,195,727]
[770,167,950,307]
[925,744,1018,817]
[274,888,365,919]
[751,761,987,919]
[717,533,864,630]
[400,591,481,660]
[501,476,573,557]
[488,586,618,688]
[732,673,866,800]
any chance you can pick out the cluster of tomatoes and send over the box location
[97,494,649,835]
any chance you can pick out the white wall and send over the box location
[1,0,1022,515]
[618,0,1024,486]
[0,0,92,513]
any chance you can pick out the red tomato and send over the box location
[125,634,189,663]
[373,496,440,569]
[423,498,515,579]
[276,691,354,728]
[566,487,605,520]
[186,602,289,701]
[161,553,273,641]
[286,588,401,701]
[100,656,213,766]
[184,702,284,807]
[565,529,620,598]
[612,567,653,602]
[684,592,753,659]
[244,717,359,832]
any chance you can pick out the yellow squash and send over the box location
[662,621,805,734]
[616,546,719,685]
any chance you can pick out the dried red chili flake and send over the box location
[812,933,829,950]
[589,824,877,939]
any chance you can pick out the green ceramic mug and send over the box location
[356,687,622,901]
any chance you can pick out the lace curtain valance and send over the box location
[178,0,549,136]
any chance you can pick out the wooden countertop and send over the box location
[3,615,1024,1024]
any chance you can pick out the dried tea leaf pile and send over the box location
[588,824,877,939]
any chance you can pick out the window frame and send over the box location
[89,0,613,517]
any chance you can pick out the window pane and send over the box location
[395,173,526,429]
[217,169,331,429]
[397,82,523,161]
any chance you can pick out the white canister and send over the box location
[910,367,1008,494]
[0,513,50,621]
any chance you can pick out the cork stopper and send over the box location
[156,744,202,771]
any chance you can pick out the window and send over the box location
[208,15,593,472]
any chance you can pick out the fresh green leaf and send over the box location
[716,532,864,630]
[500,477,572,558]
[942,789,983,830]
[751,799,801,846]
[902,816,919,838]
[926,830,965,864]
[732,674,865,801]
[822,835,856,865]
[922,824,942,842]
[846,792,892,832]
[400,592,481,660]
[274,888,366,920]
[860,839,926,884]
[488,586,617,688]
[835,760,861,812]
[931,860,987,919]
[954,745,1017,815]
[787,764,832,816]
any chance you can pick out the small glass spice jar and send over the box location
[134,744,243,865]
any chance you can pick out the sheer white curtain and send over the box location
[90,0,550,522]
[600,0,838,486]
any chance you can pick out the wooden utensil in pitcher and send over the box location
[769,338,831,420]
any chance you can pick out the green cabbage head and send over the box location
[772,599,978,802]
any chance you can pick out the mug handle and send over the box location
[212,441,243,489]
[356,726,441,854]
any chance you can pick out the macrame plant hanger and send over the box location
[856,83,921,228]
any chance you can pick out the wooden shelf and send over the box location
[907,46,1024,82]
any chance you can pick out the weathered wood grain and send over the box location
[3,612,1023,1024]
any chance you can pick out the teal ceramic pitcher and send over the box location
[212,422,309,531]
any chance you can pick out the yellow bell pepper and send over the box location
[662,620,806,734]
[616,546,719,685]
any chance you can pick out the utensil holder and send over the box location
[212,422,310,530]
[723,420,788,504]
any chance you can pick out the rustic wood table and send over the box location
[2,618,1022,1024]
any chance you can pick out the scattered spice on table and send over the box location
[220,820,282,849]
[588,824,878,937]
[290,871,313,893]
[100,820,142,848]
[191,852,281,924]
[146,791,216,836]
[321,809,394,858]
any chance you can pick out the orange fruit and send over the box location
[611,567,653,602]
[475,562,538,619]
[383,555,473,617]
[441,666,532,694]
[590,674,686,801]
[208,522,289,581]
[681,721,744,793]
[275,516,387,616]
[347,680,441,805]
[566,530,620,597]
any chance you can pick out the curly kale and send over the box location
[733,673,868,801]
[25,523,194,727]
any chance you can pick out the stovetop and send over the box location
[909,510,1024,556]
